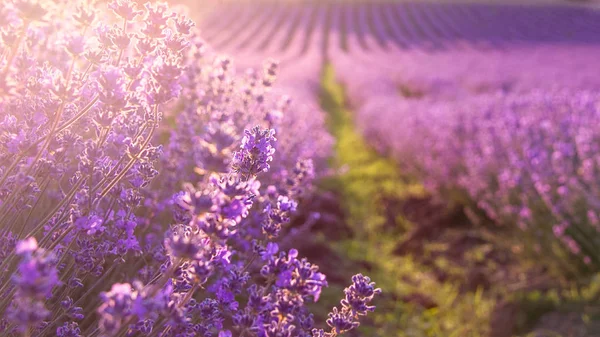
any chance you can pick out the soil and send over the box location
[290,188,592,337]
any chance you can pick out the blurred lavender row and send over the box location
[322,2,600,270]
[197,0,600,55]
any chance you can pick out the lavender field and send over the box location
[2,0,600,336]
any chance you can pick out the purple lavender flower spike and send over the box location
[232,126,276,178]
[98,283,136,335]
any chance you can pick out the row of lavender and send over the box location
[196,1,600,56]
[332,15,600,271]
[0,1,377,336]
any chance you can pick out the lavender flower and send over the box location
[315,275,380,336]
[98,283,136,335]
[7,238,59,330]
[56,322,82,337]
[13,238,59,299]
[232,126,276,178]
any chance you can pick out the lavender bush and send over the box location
[0,1,378,336]
[320,0,600,270]
[334,43,600,270]
[374,91,600,268]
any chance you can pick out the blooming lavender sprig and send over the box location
[232,126,277,179]
[97,283,136,335]
[7,238,59,332]
[312,274,381,337]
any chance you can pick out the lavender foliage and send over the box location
[0,1,378,336]
[332,33,600,271]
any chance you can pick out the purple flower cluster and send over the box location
[7,238,59,331]
[313,274,381,337]
[0,1,377,336]
[232,127,277,178]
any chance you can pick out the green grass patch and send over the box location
[317,63,499,336]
